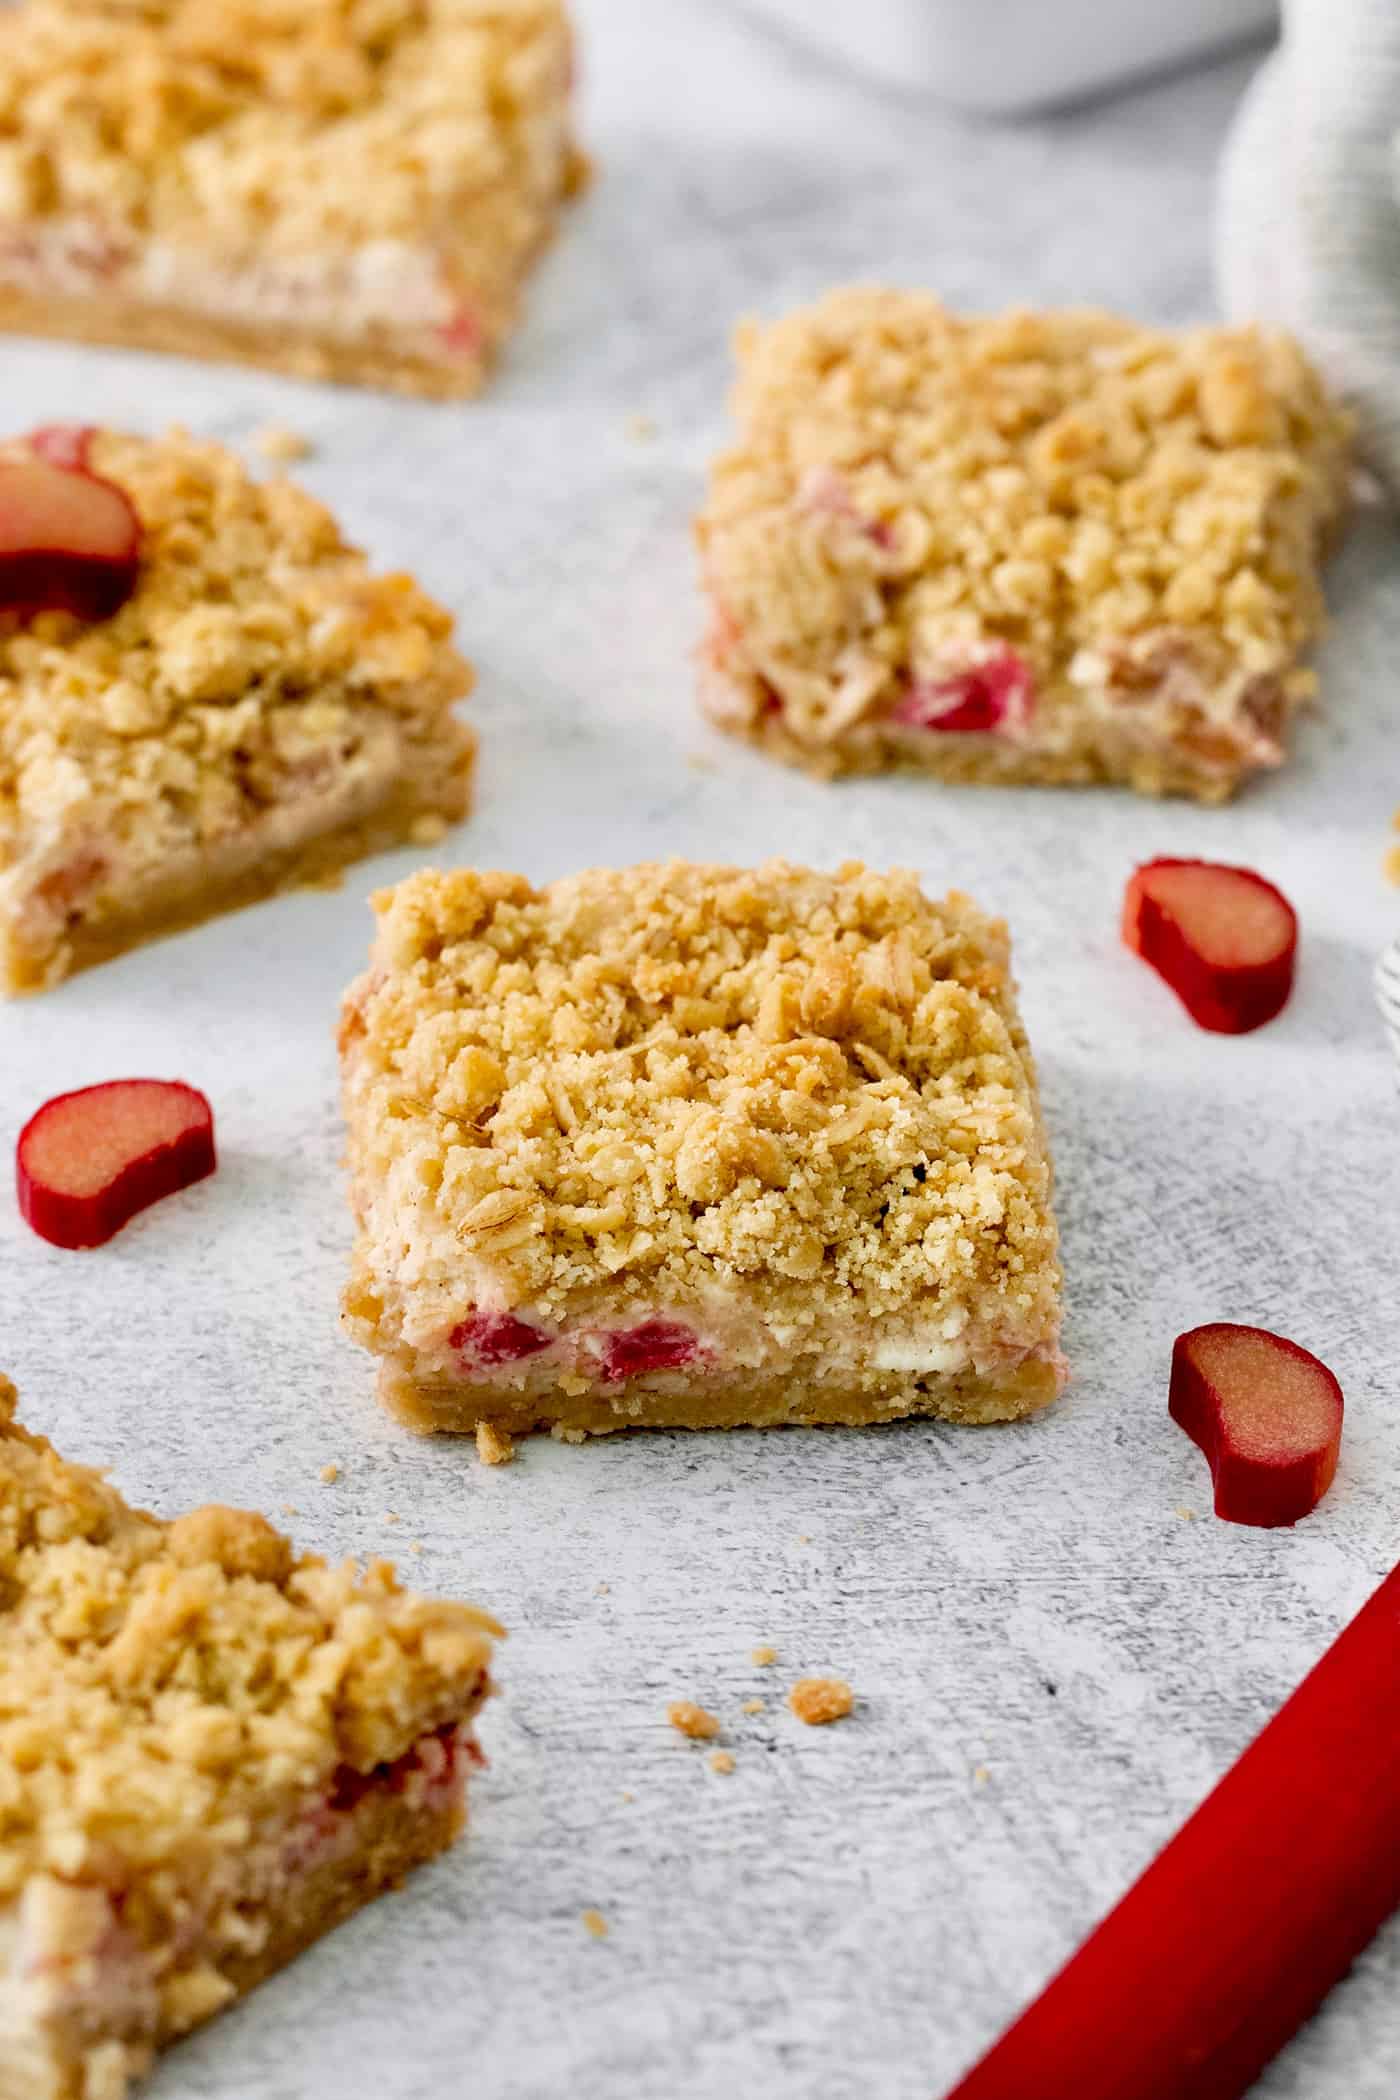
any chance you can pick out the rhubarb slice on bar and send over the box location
[0,1376,498,2100]
[0,0,581,399]
[695,290,1352,802]
[0,426,474,995]
[339,859,1064,1444]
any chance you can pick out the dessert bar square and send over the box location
[0,0,581,399]
[0,1378,498,2100]
[339,858,1064,1446]
[696,290,1352,802]
[0,426,473,994]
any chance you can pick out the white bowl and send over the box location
[737,0,1277,113]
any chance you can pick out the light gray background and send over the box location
[2,6,1398,2096]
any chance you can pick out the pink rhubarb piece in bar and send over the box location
[695,290,1352,802]
[0,1377,499,2100]
[0,426,473,995]
[338,858,1064,1450]
[0,0,583,399]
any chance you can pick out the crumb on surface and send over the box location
[625,413,657,442]
[667,1700,721,1741]
[741,1698,764,1715]
[797,1534,811,1545]
[319,1462,340,1484]
[254,424,312,464]
[475,1422,515,1467]
[1384,842,1400,886]
[410,812,451,847]
[383,1512,400,1524]
[582,1908,609,1940]
[409,1541,424,1556]
[595,1581,610,1595]
[709,1750,736,1775]
[972,1764,990,1787]
[788,1676,854,1726]
[619,1790,634,1804]
[1174,1505,1197,1521]
[751,1646,778,1667]
[279,1504,299,1518]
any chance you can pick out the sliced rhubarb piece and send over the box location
[1122,858,1297,1034]
[892,649,1034,736]
[944,1559,1400,2100]
[598,1320,701,1381]
[0,454,141,621]
[451,1309,550,1367]
[1169,1323,1343,1528]
[28,423,96,472]
[17,1079,215,1249]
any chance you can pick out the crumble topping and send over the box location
[0,0,576,255]
[696,290,1351,753]
[0,1375,499,1900]
[666,1701,721,1742]
[787,1676,854,1726]
[339,860,1060,1350]
[0,425,470,880]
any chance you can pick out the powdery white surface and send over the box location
[1,8,1398,2097]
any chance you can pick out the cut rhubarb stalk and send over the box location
[1169,1323,1343,1528]
[28,422,96,472]
[17,1079,215,1248]
[944,1559,1400,2100]
[0,454,141,621]
[451,1310,551,1367]
[1122,858,1297,1034]
[892,649,1034,736]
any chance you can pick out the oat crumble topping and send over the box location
[696,289,1351,788]
[787,1676,854,1726]
[339,860,1060,1354]
[667,1701,721,1742]
[0,1376,499,1903]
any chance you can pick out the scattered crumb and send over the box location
[741,1698,765,1716]
[383,1511,400,1524]
[667,1700,721,1741]
[797,1534,811,1545]
[686,752,717,774]
[709,1750,736,1775]
[1384,842,1400,885]
[595,1581,610,1595]
[475,1422,515,1467]
[625,412,657,442]
[582,1909,609,1940]
[279,1504,299,1518]
[254,422,312,463]
[409,1541,424,1556]
[788,1677,854,1727]
[319,1462,340,1485]
[620,1791,634,1805]
[751,1645,778,1667]
[1174,1505,1197,1521]
[972,1765,990,1787]
[410,811,450,847]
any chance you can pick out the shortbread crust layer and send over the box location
[696,290,1352,801]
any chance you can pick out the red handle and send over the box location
[946,1563,1400,2100]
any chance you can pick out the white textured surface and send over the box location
[0,8,1398,2096]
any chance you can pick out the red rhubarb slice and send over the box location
[17,1080,215,1249]
[0,453,140,622]
[450,1310,550,1367]
[1122,858,1297,1034]
[1169,1323,1343,1528]
[944,1558,1400,2100]
[892,649,1034,735]
[28,423,96,472]
[599,1321,700,1381]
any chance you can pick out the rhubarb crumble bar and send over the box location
[339,859,1064,1443]
[696,290,1352,801]
[0,1378,498,2100]
[0,425,473,994]
[0,0,580,398]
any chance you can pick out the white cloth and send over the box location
[1217,0,1400,498]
